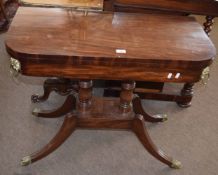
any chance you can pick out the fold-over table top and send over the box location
[5,7,216,81]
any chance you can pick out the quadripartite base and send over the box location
[22,96,181,169]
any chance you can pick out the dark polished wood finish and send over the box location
[104,0,216,108]
[177,83,194,108]
[119,81,135,113]
[7,7,216,169]
[0,0,9,31]
[0,0,9,21]
[6,7,216,83]
[21,94,181,168]
[114,0,218,17]
[32,94,77,118]
[132,95,167,123]
[21,113,77,166]
[107,0,216,107]
[31,78,78,103]
[134,91,192,106]
[132,115,175,167]
[0,0,18,32]
[104,82,195,108]
[104,81,164,94]
[78,80,93,110]
[26,0,216,108]
[204,16,215,36]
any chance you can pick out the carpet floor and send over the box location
[0,16,218,175]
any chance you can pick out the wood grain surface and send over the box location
[114,0,218,16]
[5,7,216,82]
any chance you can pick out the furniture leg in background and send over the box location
[31,78,78,103]
[0,0,18,32]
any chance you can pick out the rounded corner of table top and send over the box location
[5,40,17,59]
[4,6,217,72]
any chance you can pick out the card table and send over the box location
[5,7,216,168]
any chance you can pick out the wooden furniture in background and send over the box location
[20,0,104,11]
[1,0,212,107]
[0,0,18,32]
[6,7,216,168]
[102,0,218,107]
[112,0,217,37]
[22,0,218,107]
[113,0,218,16]
[0,0,10,31]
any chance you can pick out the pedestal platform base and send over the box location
[22,96,181,169]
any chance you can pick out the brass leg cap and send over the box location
[153,114,168,122]
[162,114,168,122]
[170,160,182,169]
[21,156,32,166]
[32,108,40,116]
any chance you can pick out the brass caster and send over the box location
[153,114,168,122]
[32,108,40,116]
[21,156,31,166]
[170,160,182,169]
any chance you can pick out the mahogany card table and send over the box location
[5,7,216,168]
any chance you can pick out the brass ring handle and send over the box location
[10,57,21,84]
[10,57,21,75]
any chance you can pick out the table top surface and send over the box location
[6,7,216,67]
[115,0,218,16]
[20,0,103,10]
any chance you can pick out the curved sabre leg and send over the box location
[32,94,76,118]
[132,95,167,123]
[21,114,77,166]
[132,115,181,169]
[31,78,77,103]
[31,83,55,103]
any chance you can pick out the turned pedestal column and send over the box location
[78,80,93,111]
[119,81,136,113]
